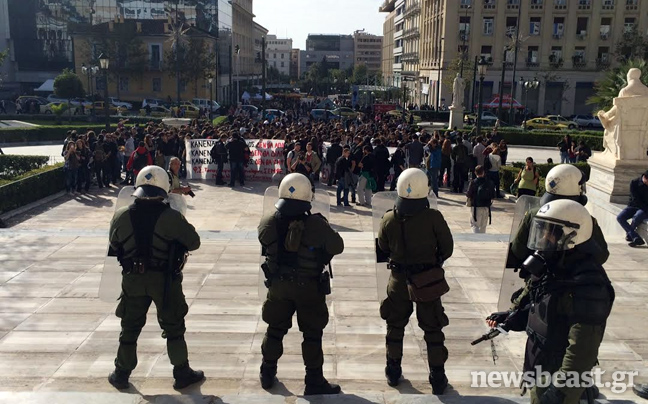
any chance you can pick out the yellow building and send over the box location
[72,20,218,106]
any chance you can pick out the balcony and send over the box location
[596,58,611,69]
[402,52,420,62]
[601,1,615,11]
[578,0,591,10]
[626,1,638,11]
[553,33,563,39]
[393,46,403,55]
[549,57,564,68]
[483,1,496,10]
[572,56,587,68]
[459,31,470,42]
[394,30,404,39]
[507,1,519,10]
[600,31,610,40]
[402,27,420,39]
[403,2,421,18]
[576,31,588,40]
[460,2,472,9]
[526,59,540,68]
[554,0,567,10]
[530,0,544,10]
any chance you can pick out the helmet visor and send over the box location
[527,217,580,252]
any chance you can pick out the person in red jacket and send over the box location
[126,141,153,177]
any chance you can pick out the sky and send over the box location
[253,0,386,50]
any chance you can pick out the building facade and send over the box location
[290,48,300,80]
[266,34,293,77]
[381,7,396,85]
[1,0,235,104]
[299,34,355,77]
[353,30,383,75]
[415,0,647,116]
[253,22,269,79]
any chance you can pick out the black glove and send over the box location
[540,384,566,404]
[486,311,510,324]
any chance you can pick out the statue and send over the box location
[597,68,648,159]
[451,74,466,109]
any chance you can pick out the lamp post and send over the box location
[99,53,110,130]
[522,77,539,130]
[459,5,471,78]
[476,56,488,138]
[81,63,99,116]
[436,37,445,110]
[208,77,213,121]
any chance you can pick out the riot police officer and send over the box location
[377,168,454,394]
[490,164,609,325]
[258,173,344,395]
[520,199,614,404]
[108,166,203,390]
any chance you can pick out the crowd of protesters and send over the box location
[58,102,555,206]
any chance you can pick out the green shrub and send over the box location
[0,125,127,143]
[0,164,65,214]
[500,162,590,196]
[0,155,50,179]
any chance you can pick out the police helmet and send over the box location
[541,164,587,205]
[527,199,593,252]
[275,173,313,216]
[133,165,170,199]
[396,168,430,216]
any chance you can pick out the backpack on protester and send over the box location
[132,151,148,172]
[94,146,106,163]
[483,154,493,171]
[474,178,496,224]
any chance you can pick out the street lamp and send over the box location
[98,53,110,130]
[522,77,540,130]
[436,37,445,110]
[208,77,213,121]
[81,63,99,117]
[476,56,488,138]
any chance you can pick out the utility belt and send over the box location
[261,262,331,295]
[388,261,449,302]
[120,258,178,276]
[387,261,437,274]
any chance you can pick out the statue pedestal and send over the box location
[448,106,464,130]
[585,95,648,240]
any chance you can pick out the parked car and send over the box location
[40,102,82,115]
[171,104,200,118]
[310,109,341,121]
[332,107,357,118]
[546,115,578,130]
[386,108,422,123]
[46,94,68,104]
[192,98,221,112]
[16,96,49,109]
[69,98,93,108]
[464,111,498,125]
[91,101,125,115]
[522,118,569,131]
[263,109,284,119]
[572,114,603,129]
[142,98,165,108]
[140,105,171,117]
[240,104,259,118]
[108,97,133,110]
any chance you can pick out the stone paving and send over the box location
[0,181,646,403]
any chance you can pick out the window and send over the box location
[152,78,161,92]
[481,45,493,62]
[273,61,277,67]
[483,17,494,35]
[530,17,541,35]
[574,47,586,65]
[281,61,284,68]
[576,17,588,36]
[180,81,187,93]
[624,18,636,33]
[598,47,610,61]
[600,18,612,38]
[553,17,564,38]
[506,17,518,37]
[550,46,563,65]
[460,16,471,37]
[119,77,129,92]
[281,53,284,59]
[527,46,539,63]
[273,53,276,59]
[150,44,161,69]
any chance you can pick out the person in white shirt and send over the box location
[487,147,502,198]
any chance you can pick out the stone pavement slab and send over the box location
[0,181,644,403]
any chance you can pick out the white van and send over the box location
[192,98,220,112]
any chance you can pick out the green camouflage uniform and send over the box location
[258,212,344,368]
[377,208,454,367]
[109,199,200,372]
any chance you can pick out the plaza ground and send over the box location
[0,180,645,403]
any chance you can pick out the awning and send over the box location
[34,79,55,92]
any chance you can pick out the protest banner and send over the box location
[186,139,285,182]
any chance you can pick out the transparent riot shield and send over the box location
[496,195,542,311]
[258,186,330,299]
[372,191,438,301]
[99,187,188,303]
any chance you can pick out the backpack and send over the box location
[132,151,148,172]
[476,178,495,207]
[483,154,493,171]
[94,145,106,163]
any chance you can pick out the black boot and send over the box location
[259,360,277,390]
[429,366,448,395]
[108,367,130,390]
[634,383,648,399]
[172,361,205,389]
[582,384,599,402]
[304,367,341,396]
[385,356,402,387]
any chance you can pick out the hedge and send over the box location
[0,155,50,179]
[0,114,162,125]
[499,162,591,197]
[0,164,65,214]
[0,125,133,143]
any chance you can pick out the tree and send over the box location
[613,26,648,63]
[443,56,475,91]
[54,69,85,122]
[587,59,648,111]
[165,35,217,99]
[351,63,368,85]
[0,49,7,89]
